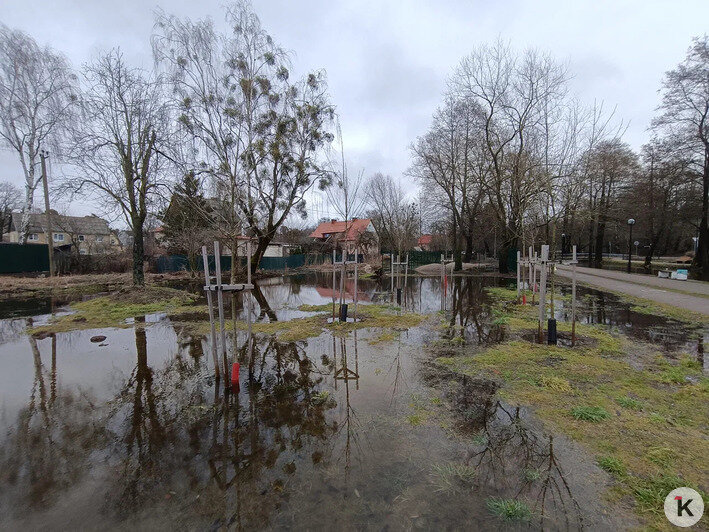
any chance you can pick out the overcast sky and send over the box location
[1,0,708,223]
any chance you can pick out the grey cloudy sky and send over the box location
[1,0,708,221]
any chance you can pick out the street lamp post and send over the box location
[627,218,635,273]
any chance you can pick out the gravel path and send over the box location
[555,265,709,315]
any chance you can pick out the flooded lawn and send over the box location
[0,273,704,530]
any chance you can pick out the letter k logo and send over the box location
[675,496,694,517]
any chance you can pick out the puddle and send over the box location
[0,272,700,529]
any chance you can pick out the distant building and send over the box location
[228,235,291,258]
[5,212,121,255]
[416,234,433,251]
[309,218,377,254]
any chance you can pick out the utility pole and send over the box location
[40,150,55,277]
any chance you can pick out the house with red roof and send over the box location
[417,234,433,251]
[309,218,377,255]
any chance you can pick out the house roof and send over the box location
[309,218,371,241]
[10,212,113,236]
[418,234,432,245]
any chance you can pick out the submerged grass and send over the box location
[486,498,532,522]
[442,286,709,530]
[430,463,476,492]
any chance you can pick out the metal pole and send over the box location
[404,253,409,307]
[516,250,521,300]
[538,245,549,343]
[571,245,577,347]
[390,252,394,296]
[246,240,252,359]
[627,223,633,273]
[214,241,228,379]
[440,254,445,311]
[354,247,358,319]
[532,251,538,305]
[528,246,533,300]
[332,249,336,322]
[40,151,55,277]
[202,246,220,380]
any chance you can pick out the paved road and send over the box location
[555,265,709,316]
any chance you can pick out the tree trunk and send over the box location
[694,148,709,280]
[593,222,605,269]
[464,232,473,263]
[132,223,145,286]
[452,214,462,271]
[251,236,272,275]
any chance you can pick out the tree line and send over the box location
[2,7,707,281]
[409,38,709,277]
[0,1,335,285]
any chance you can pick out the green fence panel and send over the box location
[155,253,308,273]
[0,244,50,274]
[259,255,306,270]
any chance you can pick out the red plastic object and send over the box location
[231,363,240,385]
[522,294,527,305]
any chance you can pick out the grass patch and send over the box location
[537,375,572,392]
[406,414,424,426]
[570,406,610,422]
[597,456,626,477]
[616,396,643,411]
[486,497,532,522]
[30,286,198,333]
[440,285,709,529]
[630,474,693,514]
[523,468,541,482]
[430,463,476,492]
[368,330,399,344]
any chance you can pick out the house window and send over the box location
[96,236,103,242]
[78,234,85,242]
[79,249,87,255]
[28,233,39,241]
[53,233,64,242]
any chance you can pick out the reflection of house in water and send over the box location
[316,281,371,303]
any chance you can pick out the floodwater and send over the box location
[0,273,702,530]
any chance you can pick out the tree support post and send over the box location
[201,245,220,381]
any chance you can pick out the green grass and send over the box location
[30,286,198,333]
[523,468,541,482]
[630,474,692,514]
[486,497,532,522]
[437,286,709,530]
[570,406,611,422]
[597,456,627,477]
[430,463,476,492]
[406,414,424,426]
[616,396,643,410]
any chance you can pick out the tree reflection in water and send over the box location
[463,399,583,530]
[444,277,506,345]
[1,319,337,528]
[0,321,108,511]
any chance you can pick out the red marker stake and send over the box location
[231,363,240,387]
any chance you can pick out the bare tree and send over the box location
[0,180,22,240]
[325,118,368,235]
[153,2,335,276]
[365,173,418,255]
[0,24,77,243]
[451,40,569,272]
[67,50,169,286]
[653,36,709,279]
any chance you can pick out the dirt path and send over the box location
[556,265,709,315]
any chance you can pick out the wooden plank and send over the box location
[201,246,220,380]
[203,284,254,292]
